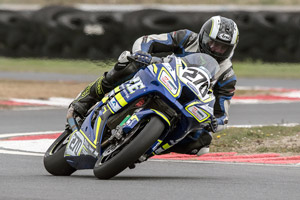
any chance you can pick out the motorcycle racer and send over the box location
[68,15,239,156]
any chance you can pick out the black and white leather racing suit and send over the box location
[132,29,237,132]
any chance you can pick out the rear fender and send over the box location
[122,109,170,134]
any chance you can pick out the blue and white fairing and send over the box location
[64,53,218,169]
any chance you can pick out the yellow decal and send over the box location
[103,106,107,114]
[151,109,170,126]
[115,92,127,107]
[162,143,171,150]
[201,93,214,103]
[209,18,214,37]
[94,116,102,144]
[181,60,187,68]
[79,145,88,156]
[129,114,139,122]
[114,86,120,93]
[153,64,158,74]
[101,96,109,103]
[107,104,114,114]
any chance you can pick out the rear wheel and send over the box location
[93,116,165,179]
[44,129,77,176]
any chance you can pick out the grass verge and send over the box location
[0,57,113,75]
[1,57,300,79]
[211,125,300,154]
[234,61,300,79]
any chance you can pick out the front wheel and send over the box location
[44,129,77,176]
[93,116,165,179]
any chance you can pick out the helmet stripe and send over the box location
[209,16,221,39]
[231,22,239,45]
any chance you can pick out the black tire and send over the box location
[93,116,165,179]
[44,129,77,176]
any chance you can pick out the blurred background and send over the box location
[0,0,300,62]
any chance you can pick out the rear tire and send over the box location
[93,116,165,179]
[44,130,77,176]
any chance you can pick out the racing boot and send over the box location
[163,129,212,155]
[70,51,142,118]
[70,76,105,118]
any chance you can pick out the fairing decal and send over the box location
[185,101,212,123]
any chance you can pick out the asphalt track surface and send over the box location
[1,73,300,199]
[1,102,300,134]
[1,153,300,200]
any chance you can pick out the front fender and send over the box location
[122,109,170,134]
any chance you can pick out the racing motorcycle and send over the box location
[44,53,219,179]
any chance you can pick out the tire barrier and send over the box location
[0,6,300,62]
[30,6,124,59]
[0,10,36,57]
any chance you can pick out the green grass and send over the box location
[1,57,300,79]
[234,61,300,79]
[0,57,114,75]
[211,125,300,153]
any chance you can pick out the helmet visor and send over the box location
[202,32,234,59]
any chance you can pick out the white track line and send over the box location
[0,149,43,157]
[150,159,300,167]
[0,131,61,139]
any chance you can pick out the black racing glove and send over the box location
[204,116,218,133]
[128,50,152,67]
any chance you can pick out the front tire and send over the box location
[93,116,165,179]
[44,129,77,176]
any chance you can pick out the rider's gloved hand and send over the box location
[204,115,218,133]
[68,103,84,119]
[128,50,152,67]
[66,103,85,129]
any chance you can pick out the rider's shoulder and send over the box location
[171,29,197,38]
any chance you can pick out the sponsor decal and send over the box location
[126,115,139,127]
[187,105,209,122]
[66,131,84,156]
[160,71,178,94]
[125,76,145,94]
[65,131,98,157]
[108,97,121,113]
[218,33,231,41]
